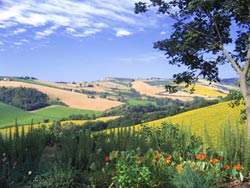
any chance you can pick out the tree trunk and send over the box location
[239,73,250,139]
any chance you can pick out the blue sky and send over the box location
[0,0,237,82]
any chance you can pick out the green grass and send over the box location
[126,98,156,106]
[0,102,101,128]
[34,106,102,120]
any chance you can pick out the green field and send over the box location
[0,102,101,128]
[127,98,156,106]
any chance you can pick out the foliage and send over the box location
[0,87,49,111]
[135,0,249,84]
[135,0,250,137]
[172,165,218,188]
[110,150,151,188]
[0,121,249,187]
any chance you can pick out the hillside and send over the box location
[113,101,245,145]
[131,79,238,101]
[0,102,101,128]
[0,80,123,111]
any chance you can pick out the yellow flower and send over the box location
[176,164,183,172]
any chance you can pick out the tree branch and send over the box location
[245,34,250,75]
[221,46,242,74]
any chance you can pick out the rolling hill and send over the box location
[0,102,101,128]
[109,101,245,145]
[0,80,123,111]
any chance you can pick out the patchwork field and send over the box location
[0,81,123,111]
[131,80,227,101]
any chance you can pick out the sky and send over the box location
[0,0,237,82]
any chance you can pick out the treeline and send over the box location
[0,87,49,111]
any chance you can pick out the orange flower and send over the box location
[196,153,206,160]
[166,154,172,161]
[153,153,162,159]
[176,164,183,172]
[105,155,110,162]
[210,158,219,164]
[225,165,230,171]
[234,163,243,170]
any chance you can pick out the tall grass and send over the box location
[0,120,249,187]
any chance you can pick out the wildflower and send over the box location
[28,171,32,176]
[105,155,110,162]
[166,154,172,161]
[153,153,162,159]
[165,154,172,165]
[196,153,206,160]
[138,157,143,164]
[234,163,243,170]
[225,165,230,171]
[210,158,219,164]
[176,164,183,172]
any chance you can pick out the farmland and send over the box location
[127,101,245,145]
[0,102,101,128]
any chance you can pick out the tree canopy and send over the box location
[135,0,250,136]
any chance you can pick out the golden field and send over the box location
[107,101,245,145]
[0,81,123,111]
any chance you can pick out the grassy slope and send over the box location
[127,98,156,106]
[113,101,245,144]
[0,102,101,128]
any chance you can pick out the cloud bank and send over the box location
[0,0,156,46]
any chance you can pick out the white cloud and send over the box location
[14,42,22,45]
[35,26,58,39]
[0,0,161,44]
[13,28,26,35]
[116,29,132,37]
[160,31,166,35]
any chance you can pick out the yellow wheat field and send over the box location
[107,101,245,145]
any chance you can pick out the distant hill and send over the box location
[221,77,238,85]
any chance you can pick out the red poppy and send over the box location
[105,155,110,162]
[196,153,206,160]
[234,163,243,170]
[225,165,230,171]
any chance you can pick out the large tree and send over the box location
[135,0,250,137]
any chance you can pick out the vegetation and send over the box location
[0,87,49,111]
[131,101,244,145]
[0,122,249,187]
[135,0,250,137]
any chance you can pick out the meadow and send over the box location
[0,102,101,128]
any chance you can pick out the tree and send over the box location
[135,0,250,137]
